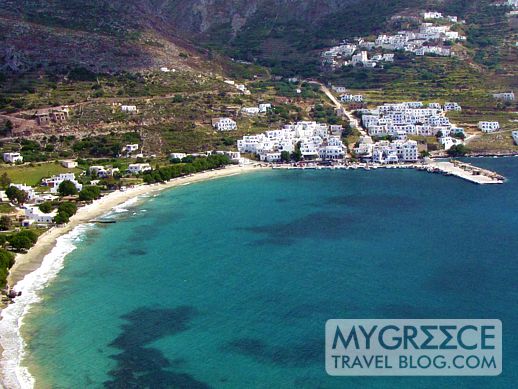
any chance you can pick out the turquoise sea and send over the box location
[9,158,518,388]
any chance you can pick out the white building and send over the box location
[123,144,139,153]
[423,11,443,20]
[478,121,500,133]
[128,163,152,174]
[258,103,272,113]
[332,86,347,93]
[512,131,518,145]
[170,153,187,160]
[42,173,82,194]
[241,107,260,115]
[439,136,464,151]
[444,102,462,112]
[215,150,241,162]
[341,94,364,103]
[3,152,23,164]
[60,160,78,168]
[493,92,515,101]
[24,206,57,224]
[10,184,36,201]
[121,105,138,113]
[212,118,237,131]
[238,121,345,162]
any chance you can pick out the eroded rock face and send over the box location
[0,0,375,73]
[164,0,354,35]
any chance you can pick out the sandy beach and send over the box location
[0,163,261,388]
[7,163,259,288]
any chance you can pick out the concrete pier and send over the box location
[270,159,506,185]
[424,160,505,184]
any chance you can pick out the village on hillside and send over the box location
[321,10,466,70]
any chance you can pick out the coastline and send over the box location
[6,163,259,288]
[0,163,260,388]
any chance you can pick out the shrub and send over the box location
[58,180,78,196]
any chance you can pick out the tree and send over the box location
[291,141,303,162]
[4,120,13,131]
[58,202,77,217]
[79,186,101,202]
[17,230,38,245]
[58,180,78,196]
[9,235,33,251]
[5,186,28,205]
[54,213,69,225]
[0,216,11,231]
[447,144,470,157]
[0,248,14,268]
[39,202,53,213]
[0,173,11,189]
[280,151,291,163]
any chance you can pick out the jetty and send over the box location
[90,219,117,224]
[270,159,505,185]
[425,160,505,185]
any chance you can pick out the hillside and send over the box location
[0,0,516,158]
[0,0,217,74]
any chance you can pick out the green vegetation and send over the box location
[38,202,53,213]
[447,144,470,157]
[54,202,78,224]
[7,230,39,252]
[57,180,78,196]
[78,186,102,202]
[0,216,12,231]
[0,249,15,286]
[0,173,11,189]
[0,163,82,186]
[5,186,28,205]
[142,154,231,184]
[291,141,302,162]
[0,204,14,214]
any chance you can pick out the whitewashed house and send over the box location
[215,151,241,162]
[423,11,443,20]
[42,173,82,194]
[341,94,364,103]
[60,160,78,168]
[170,153,187,160]
[493,92,515,101]
[128,163,152,174]
[24,206,57,224]
[478,122,500,133]
[444,102,462,112]
[212,118,237,131]
[124,144,139,152]
[3,152,23,164]
[121,105,138,113]
[258,103,272,113]
[10,184,35,201]
[332,86,347,93]
[241,107,260,115]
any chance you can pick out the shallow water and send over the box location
[13,158,518,388]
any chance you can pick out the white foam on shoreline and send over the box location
[0,192,151,388]
[0,224,92,389]
[107,195,143,215]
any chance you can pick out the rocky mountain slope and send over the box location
[0,0,515,79]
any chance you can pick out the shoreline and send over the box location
[0,163,260,389]
[0,155,511,387]
[6,163,260,288]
